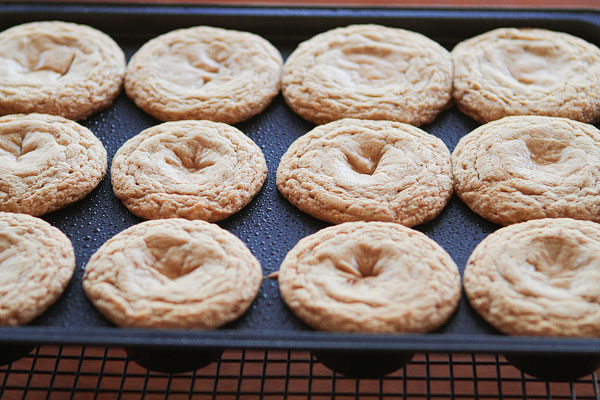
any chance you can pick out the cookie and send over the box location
[276,118,453,226]
[111,120,267,221]
[452,28,600,124]
[83,218,262,329]
[0,113,107,216]
[278,221,461,333]
[464,218,600,337]
[281,24,453,126]
[0,212,75,325]
[125,26,282,124]
[452,115,600,226]
[0,21,126,120]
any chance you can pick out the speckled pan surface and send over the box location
[1,3,600,355]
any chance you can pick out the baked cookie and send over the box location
[281,24,453,126]
[111,120,267,221]
[125,26,282,124]
[83,219,263,329]
[0,21,126,120]
[0,212,75,325]
[0,113,107,216]
[464,218,600,337]
[452,115,600,226]
[277,118,453,226]
[452,28,600,124]
[278,221,461,333]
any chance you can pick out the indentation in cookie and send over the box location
[165,143,217,173]
[342,45,396,80]
[523,136,567,166]
[503,46,555,86]
[354,243,383,278]
[341,138,385,176]
[525,235,581,281]
[0,132,45,160]
[143,230,223,280]
[179,44,220,79]
[324,46,400,87]
[33,46,75,76]
[486,136,586,181]
[344,147,383,176]
[162,43,225,88]
[329,242,383,280]
[499,232,590,295]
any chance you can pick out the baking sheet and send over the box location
[1,3,600,355]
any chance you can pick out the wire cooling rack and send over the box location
[1,346,599,399]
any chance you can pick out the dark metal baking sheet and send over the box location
[1,2,600,356]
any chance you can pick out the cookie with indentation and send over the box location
[452,28,600,124]
[83,218,262,329]
[452,115,600,226]
[0,113,107,216]
[0,21,125,120]
[281,24,453,126]
[0,212,75,325]
[111,120,267,221]
[276,118,453,226]
[278,221,461,333]
[125,26,283,124]
[464,218,600,337]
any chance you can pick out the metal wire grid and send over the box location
[0,346,599,399]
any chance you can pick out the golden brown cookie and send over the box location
[0,113,107,216]
[125,26,282,124]
[0,212,75,325]
[452,28,600,124]
[0,21,126,120]
[111,120,267,221]
[464,218,600,337]
[452,116,600,226]
[278,221,461,333]
[276,118,453,226]
[82,219,263,329]
[281,24,453,126]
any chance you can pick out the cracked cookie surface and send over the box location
[276,118,453,226]
[82,219,263,329]
[452,28,600,124]
[0,21,125,120]
[452,115,600,226]
[0,212,75,325]
[278,221,461,333]
[0,113,107,216]
[464,218,600,337]
[111,120,267,221]
[125,26,282,124]
[281,24,453,126]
